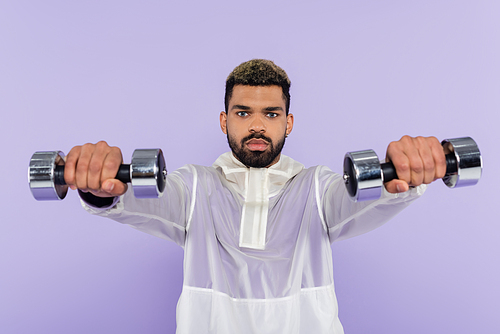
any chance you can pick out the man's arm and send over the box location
[65,141,193,246]
[320,136,446,243]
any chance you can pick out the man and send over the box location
[64,59,446,333]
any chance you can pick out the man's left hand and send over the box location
[384,136,447,193]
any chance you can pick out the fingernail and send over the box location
[396,184,403,192]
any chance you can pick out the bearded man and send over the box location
[64,59,446,333]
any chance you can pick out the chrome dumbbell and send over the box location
[29,149,167,200]
[343,137,483,202]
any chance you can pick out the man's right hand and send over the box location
[64,141,128,198]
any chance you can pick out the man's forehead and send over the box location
[229,85,286,108]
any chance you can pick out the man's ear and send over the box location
[286,113,294,136]
[220,111,228,134]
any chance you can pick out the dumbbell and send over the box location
[343,137,482,202]
[29,149,167,200]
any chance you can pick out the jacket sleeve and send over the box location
[80,165,197,247]
[316,166,426,243]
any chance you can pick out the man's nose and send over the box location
[249,115,266,133]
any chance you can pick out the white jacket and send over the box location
[82,152,425,334]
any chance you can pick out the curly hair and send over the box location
[224,59,291,115]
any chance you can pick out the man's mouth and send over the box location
[246,138,269,151]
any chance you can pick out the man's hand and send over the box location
[384,136,447,193]
[64,141,128,198]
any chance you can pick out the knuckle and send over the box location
[428,136,439,143]
[103,159,119,171]
[387,141,400,153]
[110,146,122,156]
[388,141,398,148]
[423,158,435,173]
[424,156,434,168]
[65,148,80,164]
[400,135,412,143]
[427,136,442,150]
[396,161,410,173]
[77,159,89,170]
[67,145,81,155]
[415,136,426,145]
[412,161,424,174]
[64,158,74,169]
[82,142,95,150]
[96,140,109,149]
[88,161,102,174]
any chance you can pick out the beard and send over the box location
[227,132,286,168]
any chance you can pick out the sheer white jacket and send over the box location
[82,152,425,334]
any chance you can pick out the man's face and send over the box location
[220,85,294,168]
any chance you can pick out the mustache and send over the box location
[241,133,272,144]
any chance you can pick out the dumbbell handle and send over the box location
[381,153,458,183]
[53,165,132,185]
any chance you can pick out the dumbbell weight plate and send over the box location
[29,151,68,200]
[441,137,482,188]
[343,150,383,202]
[130,149,167,198]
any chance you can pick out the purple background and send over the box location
[1,1,499,333]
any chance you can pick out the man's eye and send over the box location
[267,112,278,118]
[236,111,248,117]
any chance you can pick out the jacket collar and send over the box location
[212,152,304,197]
